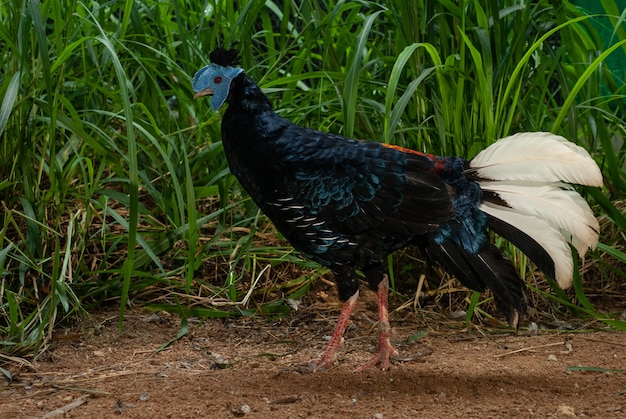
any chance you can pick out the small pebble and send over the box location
[556,405,575,416]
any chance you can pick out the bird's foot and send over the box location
[302,337,343,372]
[304,348,339,372]
[355,322,398,372]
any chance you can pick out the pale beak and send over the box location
[193,88,214,99]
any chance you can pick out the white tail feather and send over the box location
[471,132,602,288]
[479,202,574,288]
[471,132,603,187]
[478,182,599,255]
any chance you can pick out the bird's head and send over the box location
[192,48,243,111]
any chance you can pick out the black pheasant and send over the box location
[192,48,602,371]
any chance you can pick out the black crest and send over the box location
[210,47,240,67]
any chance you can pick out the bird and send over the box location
[192,48,603,372]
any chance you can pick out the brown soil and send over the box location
[2,294,625,419]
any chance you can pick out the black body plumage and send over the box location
[212,70,526,322]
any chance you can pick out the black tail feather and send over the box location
[419,237,527,328]
[419,237,486,292]
[486,214,556,279]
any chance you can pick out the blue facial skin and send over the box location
[192,63,244,111]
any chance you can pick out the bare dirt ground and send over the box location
[2,290,625,419]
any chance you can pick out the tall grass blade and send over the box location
[343,10,384,138]
[0,72,19,137]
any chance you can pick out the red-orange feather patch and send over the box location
[381,143,435,159]
[381,143,449,173]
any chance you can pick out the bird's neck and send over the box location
[229,73,273,112]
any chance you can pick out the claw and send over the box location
[305,354,336,372]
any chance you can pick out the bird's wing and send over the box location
[274,127,452,236]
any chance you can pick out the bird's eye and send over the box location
[214,76,222,83]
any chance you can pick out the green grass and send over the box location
[1,0,625,356]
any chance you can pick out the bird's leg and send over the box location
[355,274,398,372]
[307,290,359,372]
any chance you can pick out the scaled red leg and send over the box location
[355,274,398,372]
[307,290,359,372]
